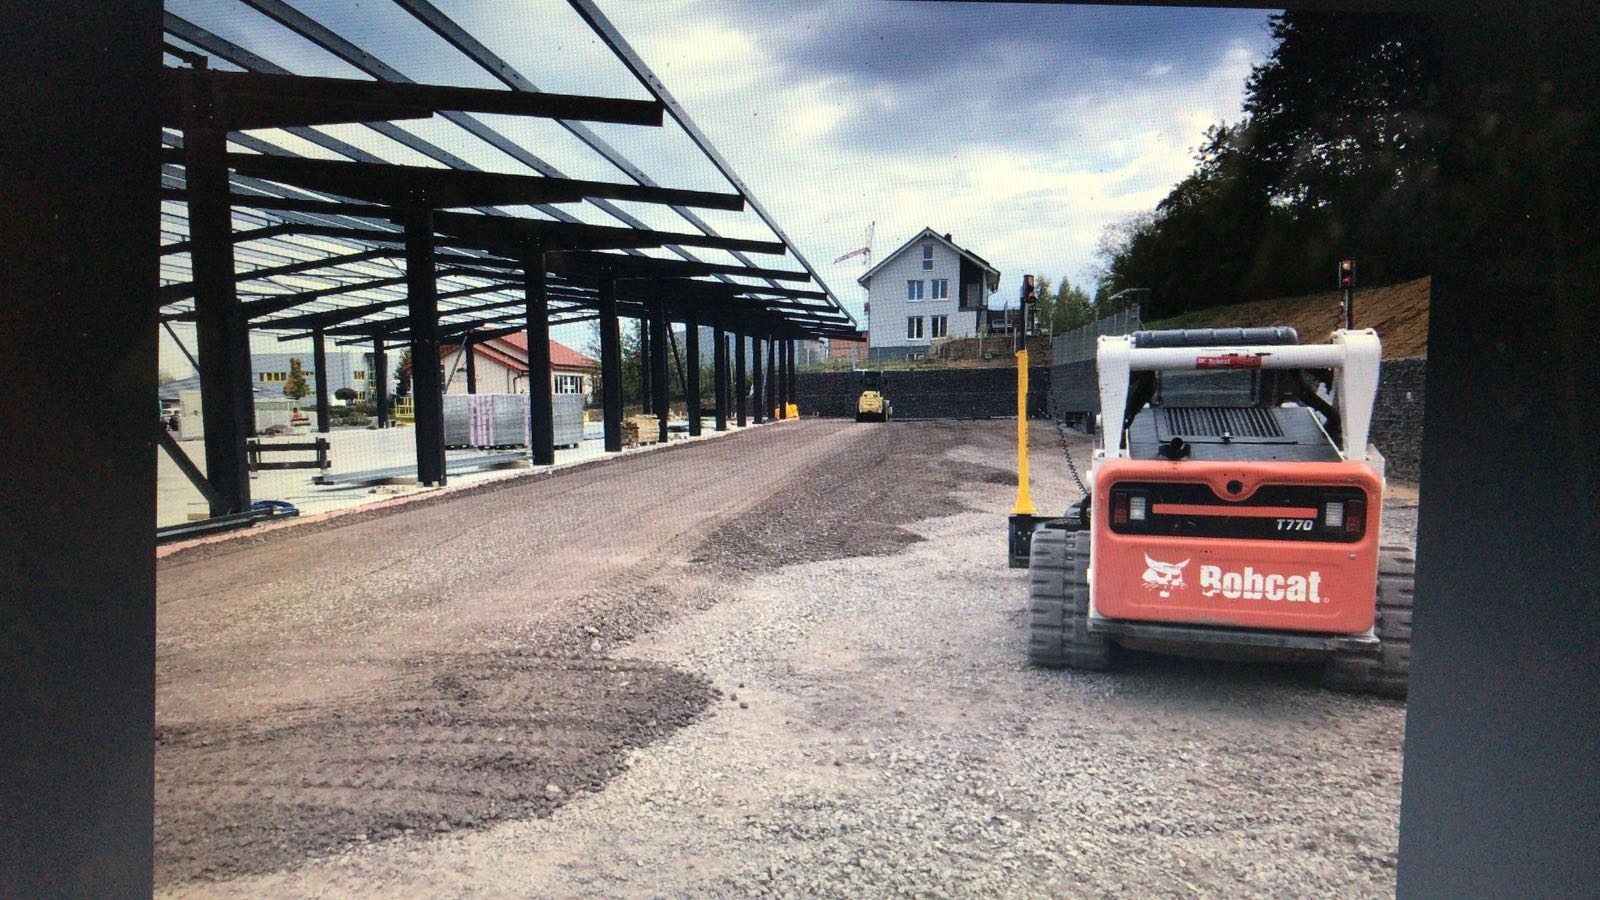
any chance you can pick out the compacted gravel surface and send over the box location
[159,419,1411,898]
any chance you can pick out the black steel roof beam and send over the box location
[162,15,588,227]
[215,152,746,211]
[205,3,655,245]
[564,0,854,323]
[553,251,809,283]
[394,0,787,290]
[158,248,396,303]
[162,66,664,132]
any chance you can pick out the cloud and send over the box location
[606,1,1276,318]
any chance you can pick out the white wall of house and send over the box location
[864,236,989,352]
[443,347,593,398]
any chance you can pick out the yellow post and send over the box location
[1012,348,1036,515]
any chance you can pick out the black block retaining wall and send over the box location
[1370,356,1427,482]
[796,367,1049,420]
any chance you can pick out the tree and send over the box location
[334,387,357,403]
[394,348,412,397]
[283,358,311,402]
[1094,12,1441,317]
[1032,275,1097,335]
[157,369,177,385]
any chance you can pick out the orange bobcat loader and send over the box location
[1026,326,1413,695]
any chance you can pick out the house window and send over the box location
[931,279,949,300]
[554,373,584,394]
[931,315,949,339]
[921,244,934,270]
[906,316,925,340]
[258,371,286,383]
[352,370,365,381]
[906,279,925,301]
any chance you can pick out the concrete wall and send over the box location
[796,367,1048,420]
[864,237,984,352]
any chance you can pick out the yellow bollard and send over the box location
[1012,348,1036,515]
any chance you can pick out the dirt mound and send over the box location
[1146,276,1430,358]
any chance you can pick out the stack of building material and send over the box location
[443,395,474,448]
[551,394,586,448]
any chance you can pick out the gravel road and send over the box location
[166,419,1410,898]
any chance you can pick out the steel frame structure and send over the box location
[156,0,862,511]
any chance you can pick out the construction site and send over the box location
[6,3,1597,899]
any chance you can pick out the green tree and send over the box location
[394,348,412,397]
[1032,275,1097,334]
[1095,12,1440,318]
[283,358,311,401]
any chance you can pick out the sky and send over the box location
[159,0,1278,377]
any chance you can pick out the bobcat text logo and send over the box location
[1140,555,1189,598]
[1199,566,1325,604]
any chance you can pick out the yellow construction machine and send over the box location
[855,370,891,422]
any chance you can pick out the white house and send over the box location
[857,227,1001,360]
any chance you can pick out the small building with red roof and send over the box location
[441,333,597,399]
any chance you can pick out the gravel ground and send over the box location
[179,420,1411,898]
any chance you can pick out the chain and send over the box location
[1051,415,1089,498]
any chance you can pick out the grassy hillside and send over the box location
[1144,276,1430,358]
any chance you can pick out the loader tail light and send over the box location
[1343,497,1366,536]
[1128,495,1148,521]
[1113,493,1130,525]
[1324,501,1345,529]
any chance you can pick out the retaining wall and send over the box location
[796,367,1049,420]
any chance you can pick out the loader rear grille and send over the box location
[1163,407,1283,439]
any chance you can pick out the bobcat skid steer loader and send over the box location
[1027,327,1414,696]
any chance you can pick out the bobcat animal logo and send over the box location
[1141,555,1190,598]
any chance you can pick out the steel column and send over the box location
[751,334,764,424]
[712,322,728,432]
[524,244,554,465]
[463,331,477,393]
[650,295,669,444]
[312,325,331,433]
[599,276,623,452]
[373,337,389,428]
[685,308,701,436]
[734,330,747,427]
[786,339,796,415]
[404,201,446,486]
[185,125,252,516]
[638,317,652,414]
[765,335,777,419]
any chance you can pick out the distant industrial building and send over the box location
[252,350,372,402]
[858,227,1000,361]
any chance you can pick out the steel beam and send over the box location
[404,202,446,486]
[685,307,701,437]
[185,124,252,516]
[599,276,623,453]
[312,325,331,433]
[650,294,669,444]
[525,245,555,465]
[564,0,858,329]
